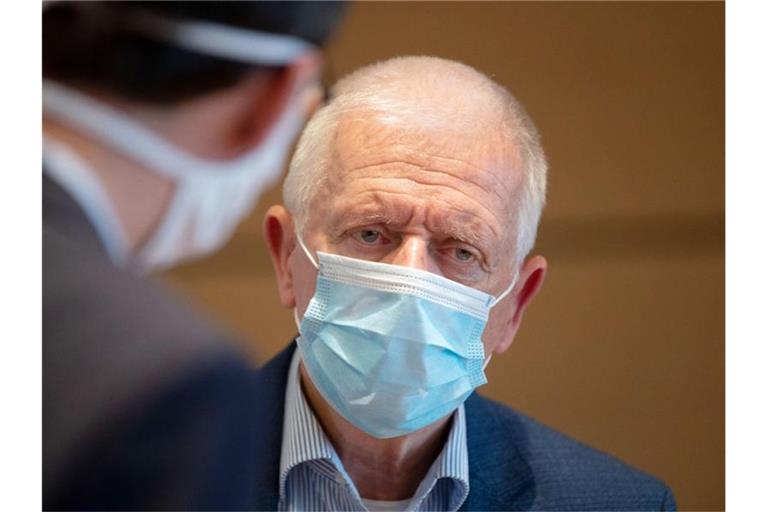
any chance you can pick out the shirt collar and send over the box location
[410,402,469,510]
[278,345,470,509]
[278,345,342,499]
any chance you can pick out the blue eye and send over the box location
[455,248,474,261]
[359,230,380,244]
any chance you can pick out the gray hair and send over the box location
[283,56,547,264]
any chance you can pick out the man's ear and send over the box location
[233,53,323,151]
[493,255,548,355]
[264,205,297,309]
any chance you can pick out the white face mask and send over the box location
[42,11,318,272]
[43,79,313,272]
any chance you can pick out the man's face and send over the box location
[288,114,530,356]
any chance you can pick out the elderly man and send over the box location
[260,56,676,511]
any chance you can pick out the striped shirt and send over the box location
[278,348,470,511]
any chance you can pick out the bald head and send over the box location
[331,57,513,135]
[283,56,547,262]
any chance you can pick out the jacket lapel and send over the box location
[461,393,535,511]
[249,341,297,510]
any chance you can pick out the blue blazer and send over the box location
[248,343,676,511]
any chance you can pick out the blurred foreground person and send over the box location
[43,2,344,509]
[258,56,677,510]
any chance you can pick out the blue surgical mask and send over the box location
[294,235,517,438]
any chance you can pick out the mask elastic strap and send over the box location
[293,232,318,336]
[295,231,319,269]
[125,9,315,66]
[483,271,519,371]
[488,271,519,308]
[293,307,302,332]
[43,80,306,181]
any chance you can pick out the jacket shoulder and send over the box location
[43,191,258,509]
[465,394,676,511]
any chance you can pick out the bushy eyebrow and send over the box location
[327,209,404,239]
[428,213,488,248]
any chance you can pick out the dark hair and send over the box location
[43,1,346,105]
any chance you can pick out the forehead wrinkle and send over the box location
[417,149,521,202]
[334,117,522,196]
[333,135,522,222]
[339,157,511,209]
[332,155,510,226]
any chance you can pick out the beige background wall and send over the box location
[162,2,724,510]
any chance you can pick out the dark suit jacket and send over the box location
[43,174,265,510]
[249,343,677,511]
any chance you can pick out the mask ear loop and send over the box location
[295,230,319,269]
[483,269,521,371]
[293,230,320,337]
[488,270,519,308]
[293,307,302,333]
